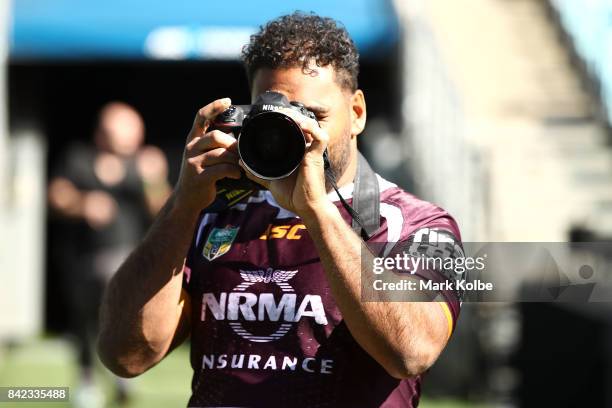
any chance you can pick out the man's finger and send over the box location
[280,108,328,153]
[203,163,242,182]
[187,130,237,154]
[187,147,238,168]
[298,119,328,151]
[188,98,232,141]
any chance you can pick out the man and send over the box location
[98,13,461,407]
[49,102,170,407]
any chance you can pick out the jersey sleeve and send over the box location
[373,196,464,338]
[401,221,463,338]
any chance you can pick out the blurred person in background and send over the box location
[48,101,171,408]
[98,13,462,408]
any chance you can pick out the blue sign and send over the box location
[10,0,399,60]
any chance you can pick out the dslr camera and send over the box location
[212,90,328,182]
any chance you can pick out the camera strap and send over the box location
[326,152,380,240]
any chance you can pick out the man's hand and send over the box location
[136,145,169,184]
[241,108,335,217]
[175,98,242,212]
[82,190,118,229]
[48,177,118,228]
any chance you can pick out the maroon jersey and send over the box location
[183,175,462,407]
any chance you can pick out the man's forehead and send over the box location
[251,65,342,103]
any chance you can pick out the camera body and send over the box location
[208,91,326,210]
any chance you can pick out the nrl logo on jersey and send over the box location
[202,226,239,261]
[201,268,328,343]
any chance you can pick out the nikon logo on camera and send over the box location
[261,104,283,112]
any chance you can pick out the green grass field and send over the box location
[0,338,483,408]
[0,337,191,408]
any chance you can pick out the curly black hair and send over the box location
[242,12,359,92]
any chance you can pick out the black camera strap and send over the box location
[325,152,380,240]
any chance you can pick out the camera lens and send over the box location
[238,112,306,179]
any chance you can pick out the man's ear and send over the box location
[350,89,367,138]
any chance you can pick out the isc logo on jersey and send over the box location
[201,268,328,343]
[258,223,305,240]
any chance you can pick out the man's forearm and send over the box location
[98,193,198,376]
[301,204,448,379]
